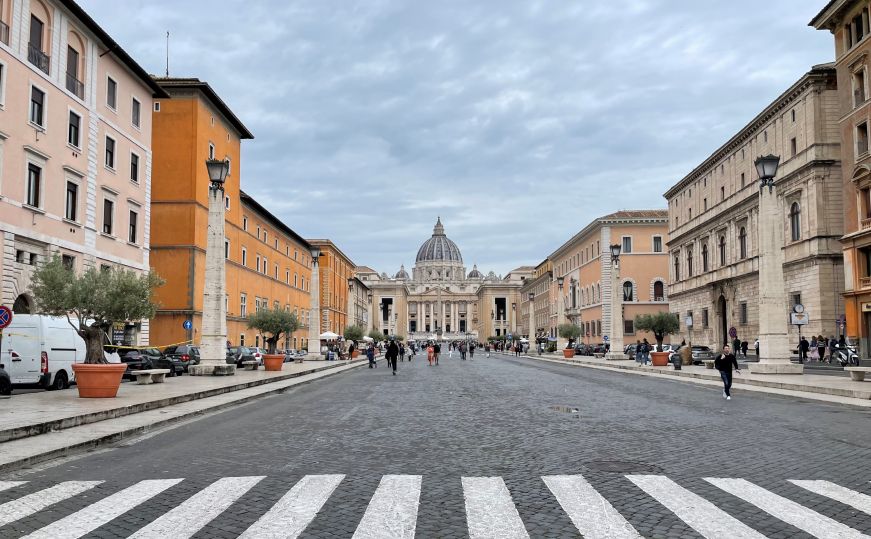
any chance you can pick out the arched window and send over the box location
[739,227,747,259]
[654,281,665,301]
[789,202,801,241]
[702,244,709,272]
[595,284,600,303]
[687,248,693,277]
[674,254,681,281]
[719,236,726,266]
[623,281,634,302]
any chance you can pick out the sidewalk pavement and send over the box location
[0,357,375,473]
[520,352,871,407]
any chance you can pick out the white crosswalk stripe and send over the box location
[23,479,181,539]
[627,475,766,539]
[462,476,529,539]
[790,480,871,516]
[544,475,642,539]
[352,474,422,539]
[0,481,27,493]
[239,474,344,539]
[705,477,871,539]
[129,476,264,539]
[0,481,102,527]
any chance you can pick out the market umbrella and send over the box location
[362,336,374,342]
[319,331,340,340]
[519,338,529,343]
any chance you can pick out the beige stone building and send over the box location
[519,260,553,342]
[548,211,670,346]
[812,1,871,356]
[665,64,844,348]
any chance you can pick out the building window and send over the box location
[790,137,797,157]
[789,202,801,242]
[719,236,726,266]
[28,15,49,73]
[651,236,662,253]
[105,136,115,168]
[256,225,260,239]
[674,254,680,281]
[131,98,141,128]
[285,270,290,283]
[240,294,247,318]
[256,255,261,272]
[107,77,117,110]
[622,236,632,254]
[208,143,215,160]
[702,308,709,328]
[720,186,725,201]
[791,109,797,122]
[154,102,161,112]
[702,244,709,272]
[0,63,5,106]
[857,122,869,156]
[242,216,248,231]
[294,274,298,287]
[128,210,138,243]
[688,208,692,220]
[623,281,633,302]
[739,227,747,259]
[854,69,867,108]
[102,199,114,235]
[26,163,41,207]
[739,302,748,325]
[263,231,268,244]
[274,264,278,279]
[30,86,45,126]
[224,240,230,259]
[740,173,745,188]
[62,254,75,270]
[791,293,802,308]
[687,249,693,277]
[703,198,707,211]
[68,111,81,147]
[225,196,230,210]
[130,153,139,182]
[653,281,664,301]
[623,319,634,335]
[65,181,78,221]
[241,248,247,266]
[263,257,268,274]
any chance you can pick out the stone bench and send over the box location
[594,353,605,358]
[703,360,716,369]
[242,361,259,371]
[845,367,871,381]
[128,369,171,385]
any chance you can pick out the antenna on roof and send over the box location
[165,31,170,77]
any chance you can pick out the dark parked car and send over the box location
[227,346,254,366]
[162,345,200,373]
[120,350,155,379]
[670,345,715,365]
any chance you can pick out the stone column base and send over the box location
[747,362,803,374]
[604,352,627,361]
[188,363,236,376]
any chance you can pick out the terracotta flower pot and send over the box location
[71,363,127,398]
[263,354,284,371]
[352,350,360,359]
[650,351,670,367]
[563,349,576,358]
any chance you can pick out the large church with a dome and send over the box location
[356,218,532,341]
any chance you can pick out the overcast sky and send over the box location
[80,0,833,276]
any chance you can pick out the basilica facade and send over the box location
[357,219,532,341]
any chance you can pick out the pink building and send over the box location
[0,0,167,345]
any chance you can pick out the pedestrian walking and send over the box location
[799,336,809,363]
[486,343,491,358]
[386,339,399,375]
[399,343,406,362]
[433,342,441,365]
[427,344,434,366]
[366,343,376,368]
[348,341,355,361]
[732,336,741,358]
[809,336,818,362]
[817,335,826,363]
[740,340,748,358]
[641,338,651,366]
[754,338,760,357]
[469,343,475,359]
[715,344,740,400]
[634,340,643,364]
[460,342,467,360]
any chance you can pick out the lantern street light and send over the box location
[604,244,626,360]
[305,246,323,361]
[556,276,567,350]
[347,277,355,333]
[528,292,535,355]
[190,159,234,376]
[366,290,373,333]
[749,154,802,373]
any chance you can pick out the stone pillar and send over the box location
[189,181,234,375]
[305,255,322,360]
[749,185,802,373]
[605,257,626,360]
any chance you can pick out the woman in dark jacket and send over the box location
[714,344,740,400]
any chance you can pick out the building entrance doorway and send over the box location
[13,294,33,314]
[718,295,728,346]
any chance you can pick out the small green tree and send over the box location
[558,323,582,348]
[393,335,404,342]
[368,329,384,342]
[634,312,680,349]
[247,307,301,354]
[31,255,164,364]
[343,325,365,342]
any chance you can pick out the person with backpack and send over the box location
[715,344,740,400]
[366,343,376,368]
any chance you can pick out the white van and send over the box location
[1,314,86,390]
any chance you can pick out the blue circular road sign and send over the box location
[0,306,12,329]
[183,319,192,330]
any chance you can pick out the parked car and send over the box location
[0,314,85,390]
[227,346,254,367]
[281,349,298,363]
[119,349,155,380]
[162,345,200,372]
[670,345,715,365]
[249,347,266,365]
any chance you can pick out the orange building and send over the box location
[149,78,312,351]
[308,240,357,335]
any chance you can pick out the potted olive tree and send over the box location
[367,329,384,342]
[343,325,365,358]
[634,312,680,367]
[558,323,582,358]
[31,256,163,398]
[247,307,301,371]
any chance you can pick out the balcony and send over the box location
[861,276,871,289]
[0,20,8,46]
[28,43,50,74]
[862,218,871,231]
[66,72,84,99]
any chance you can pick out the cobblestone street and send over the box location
[2,353,871,538]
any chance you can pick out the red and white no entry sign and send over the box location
[0,306,12,329]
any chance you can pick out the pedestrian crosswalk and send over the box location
[0,473,868,538]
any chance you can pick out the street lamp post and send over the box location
[527,292,535,355]
[347,278,355,333]
[190,159,234,376]
[749,154,803,373]
[556,276,567,350]
[605,243,626,360]
[366,291,373,333]
[305,246,322,361]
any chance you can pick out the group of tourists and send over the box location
[633,339,652,366]
[798,335,847,363]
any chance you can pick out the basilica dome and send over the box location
[415,217,463,264]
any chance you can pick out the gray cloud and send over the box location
[79,0,833,275]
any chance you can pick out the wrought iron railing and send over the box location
[28,43,50,74]
[66,72,84,99]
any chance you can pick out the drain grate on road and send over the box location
[585,460,662,474]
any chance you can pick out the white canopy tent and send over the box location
[319,331,340,340]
